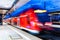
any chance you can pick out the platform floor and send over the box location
[0,22,60,40]
[0,23,23,40]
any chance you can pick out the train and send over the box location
[4,9,53,34]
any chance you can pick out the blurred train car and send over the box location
[5,18,11,25]
[11,17,18,25]
[4,9,52,34]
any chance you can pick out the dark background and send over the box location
[0,14,2,25]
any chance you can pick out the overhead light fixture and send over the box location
[0,0,16,9]
[34,9,47,13]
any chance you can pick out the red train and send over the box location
[4,9,52,34]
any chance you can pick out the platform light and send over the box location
[34,10,47,13]
[0,0,15,9]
